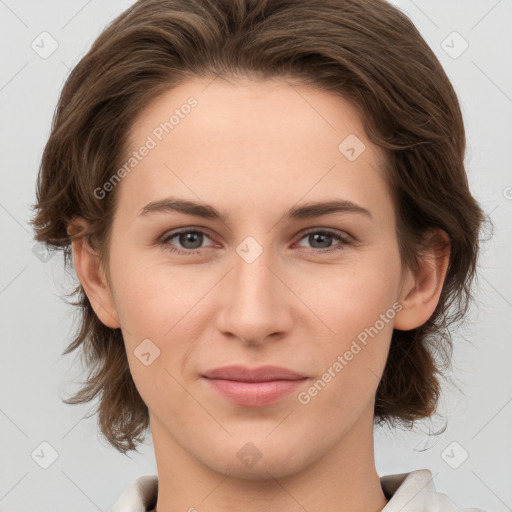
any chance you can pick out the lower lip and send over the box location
[202,378,308,407]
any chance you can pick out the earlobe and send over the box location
[393,229,450,331]
[67,219,120,329]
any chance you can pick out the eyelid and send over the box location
[159,226,217,247]
[296,227,353,243]
[159,225,354,255]
[292,227,353,252]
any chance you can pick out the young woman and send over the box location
[31,0,487,510]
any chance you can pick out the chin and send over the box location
[211,453,311,482]
[198,434,317,482]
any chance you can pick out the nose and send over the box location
[214,246,294,346]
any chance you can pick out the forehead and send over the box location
[129,76,370,153]
[117,77,394,228]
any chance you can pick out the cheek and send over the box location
[108,249,214,343]
[299,249,401,400]
[107,253,214,401]
[302,308,395,418]
[299,249,401,339]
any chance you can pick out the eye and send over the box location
[160,228,214,255]
[295,229,352,253]
[159,227,352,256]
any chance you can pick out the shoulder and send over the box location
[110,474,158,512]
[380,469,487,512]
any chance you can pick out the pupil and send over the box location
[312,233,331,248]
[181,232,202,249]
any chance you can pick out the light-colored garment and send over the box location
[110,469,486,512]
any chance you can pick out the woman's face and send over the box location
[95,77,412,478]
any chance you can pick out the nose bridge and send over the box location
[216,240,292,343]
[234,247,275,301]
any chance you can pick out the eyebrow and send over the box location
[137,197,373,222]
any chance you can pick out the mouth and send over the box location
[201,365,309,407]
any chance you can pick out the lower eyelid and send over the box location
[161,229,351,253]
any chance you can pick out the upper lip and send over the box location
[202,365,307,382]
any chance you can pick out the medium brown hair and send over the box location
[31,0,486,453]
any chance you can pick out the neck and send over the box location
[150,405,388,512]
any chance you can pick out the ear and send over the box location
[67,218,120,329]
[394,229,450,331]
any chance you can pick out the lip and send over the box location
[201,365,308,407]
[202,365,306,382]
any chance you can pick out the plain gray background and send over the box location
[1,0,511,510]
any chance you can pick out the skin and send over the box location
[69,77,449,512]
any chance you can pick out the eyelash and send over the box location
[159,227,352,256]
